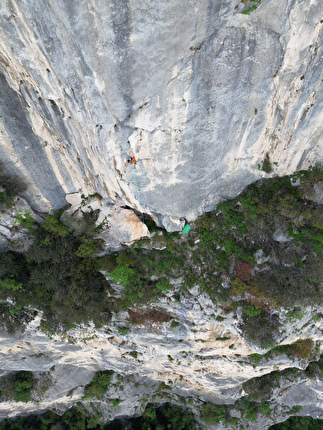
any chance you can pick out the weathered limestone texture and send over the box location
[0,0,322,229]
[61,194,150,248]
[0,295,321,428]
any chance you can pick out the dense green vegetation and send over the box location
[133,403,198,430]
[0,371,34,403]
[0,400,323,430]
[0,403,199,430]
[0,407,102,430]
[106,166,323,305]
[248,339,316,366]
[201,397,271,426]
[100,165,323,346]
[269,416,323,430]
[2,166,323,429]
[0,208,113,332]
[2,165,323,344]
[83,370,114,399]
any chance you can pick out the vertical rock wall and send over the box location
[0,0,322,225]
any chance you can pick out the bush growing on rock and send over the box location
[241,305,280,349]
[117,326,129,335]
[0,402,199,429]
[201,403,229,425]
[14,210,35,230]
[83,370,113,399]
[0,211,112,332]
[287,339,314,359]
[0,371,34,403]
[243,371,280,401]
[269,415,323,429]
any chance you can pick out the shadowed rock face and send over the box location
[0,0,323,226]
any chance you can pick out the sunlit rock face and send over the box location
[0,0,322,229]
[0,296,321,428]
[1,2,323,427]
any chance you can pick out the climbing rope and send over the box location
[120,139,189,233]
[117,139,142,210]
[131,163,141,204]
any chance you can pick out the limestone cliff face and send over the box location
[0,0,323,229]
[0,292,321,429]
[1,1,323,428]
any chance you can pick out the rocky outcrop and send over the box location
[0,195,42,251]
[0,287,321,428]
[62,193,150,249]
[0,0,323,229]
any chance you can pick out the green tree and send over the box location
[14,210,35,229]
[83,370,113,399]
[269,416,323,430]
[42,213,70,236]
[0,278,22,291]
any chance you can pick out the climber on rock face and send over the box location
[125,150,137,168]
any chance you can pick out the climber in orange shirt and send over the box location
[125,150,137,168]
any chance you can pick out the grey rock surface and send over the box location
[0,196,42,251]
[306,181,323,204]
[0,296,321,428]
[0,1,323,428]
[0,0,322,228]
